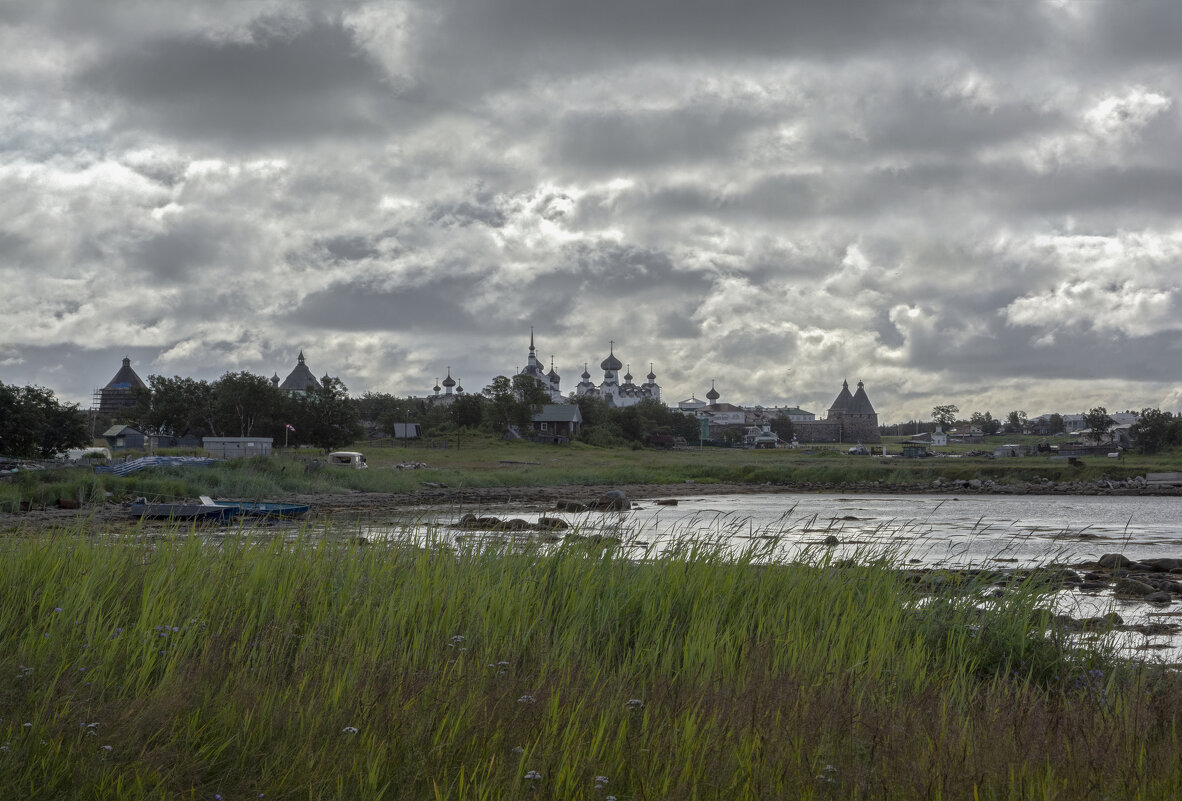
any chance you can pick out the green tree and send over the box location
[769,415,794,442]
[214,372,279,437]
[0,382,89,458]
[290,376,362,450]
[1082,407,1114,444]
[1047,413,1065,434]
[931,404,959,431]
[449,394,485,429]
[1129,408,1181,454]
[970,411,1001,435]
[1004,410,1027,435]
[135,375,217,437]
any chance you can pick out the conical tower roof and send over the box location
[279,351,318,392]
[828,380,855,413]
[850,380,876,415]
[104,357,147,390]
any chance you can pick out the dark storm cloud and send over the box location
[79,15,399,145]
[552,107,767,170]
[295,280,492,333]
[439,0,1054,66]
[128,219,228,281]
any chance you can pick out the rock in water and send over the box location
[594,490,630,511]
[1098,553,1132,569]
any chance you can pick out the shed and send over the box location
[530,404,583,439]
[103,425,149,451]
[203,437,274,459]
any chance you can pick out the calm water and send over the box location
[364,492,1182,569]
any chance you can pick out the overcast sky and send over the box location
[2,0,1181,422]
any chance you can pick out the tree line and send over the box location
[0,381,90,458]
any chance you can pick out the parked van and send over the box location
[326,451,368,469]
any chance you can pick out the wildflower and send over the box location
[54,608,62,613]
[86,722,99,728]
[606,797,617,801]
[594,775,609,787]
[23,723,31,728]
[625,698,644,709]
[517,695,537,704]
[524,770,542,781]
[342,726,359,734]
[512,746,525,754]
[448,634,465,647]
[101,745,112,751]
[0,745,8,752]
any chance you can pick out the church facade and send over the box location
[792,380,881,444]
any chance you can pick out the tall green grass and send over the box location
[1,521,1175,799]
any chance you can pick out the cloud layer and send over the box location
[2,0,1181,420]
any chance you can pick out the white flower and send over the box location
[524,770,542,781]
[625,698,644,709]
[517,695,537,704]
[342,726,359,735]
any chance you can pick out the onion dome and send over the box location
[455,381,464,394]
[623,367,633,383]
[547,357,559,380]
[433,380,441,393]
[600,343,622,372]
[581,363,591,380]
[647,363,656,381]
[705,380,720,402]
[271,373,280,387]
[442,368,456,388]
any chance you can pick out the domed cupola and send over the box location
[646,364,656,381]
[433,379,441,394]
[547,358,560,381]
[581,363,591,380]
[623,367,633,383]
[600,343,623,372]
[706,380,720,402]
[442,368,456,391]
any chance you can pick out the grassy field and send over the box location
[1,522,1178,800]
[2,433,1180,512]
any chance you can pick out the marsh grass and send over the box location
[2,519,1179,800]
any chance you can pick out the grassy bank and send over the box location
[1,523,1178,799]
[3,433,1181,511]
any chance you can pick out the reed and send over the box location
[1,518,1176,800]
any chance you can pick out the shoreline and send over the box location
[5,477,1180,529]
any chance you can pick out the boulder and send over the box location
[592,490,631,511]
[655,499,679,506]
[555,499,589,512]
[1114,578,1157,597]
[1140,557,1182,572]
[823,535,840,546]
[1143,591,1173,604]
[536,517,569,530]
[1098,553,1132,569]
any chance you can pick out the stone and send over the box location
[823,535,839,546]
[593,490,631,511]
[655,499,679,506]
[1098,553,1132,569]
[555,499,589,512]
[1140,557,1182,572]
[1143,591,1173,604]
[1114,578,1157,596]
[536,517,569,530]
